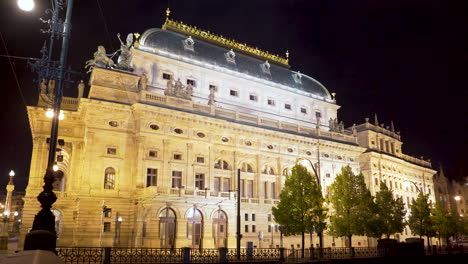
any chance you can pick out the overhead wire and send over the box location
[0,32,28,109]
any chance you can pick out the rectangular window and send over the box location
[149,150,157,158]
[209,84,218,92]
[195,173,204,189]
[315,112,322,118]
[268,214,272,222]
[162,73,172,80]
[326,173,331,178]
[380,139,384,151]
[391,143,395,154]
[375,178,379,185]
[268,225,272,232]
[172,171,182,188]
[222,178,230,192]
[252,214,256,221]
[240,179,245,197]
[142,222,147,238]
[196,156,205,163]
[230,90,238,97]
[385,141,390,152]
[173,154,182,160]
[187,79,196,86]
[267,99,275,106]
[107,147,117,155]
[103,208,112,218]
[300,107,307,114]
[214,177,221,192]
[245,225,249,233]
[264,182,268,199]
[284,104,291,110]
[103,222,111,232]
[271,182,276,199]
[146,168,157,187]
[249,94,257,101]
[245,213,249,221]
[252,225,256,232]
[247,180,253,198]
[275,225,278,232]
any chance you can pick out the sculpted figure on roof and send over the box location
[116,33,134,71]
[165,78,174,96]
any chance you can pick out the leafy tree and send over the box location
[374,182,406,239]
[272,164,325,257]
[329,166,375,249]
[431,200,463,246]
[408,192,433,247]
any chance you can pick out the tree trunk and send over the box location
[386,234,390,239]
[348,235,354,257]
[301,232,305,258]
[427,235,431,252]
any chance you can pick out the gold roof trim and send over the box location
[162,18,289,67]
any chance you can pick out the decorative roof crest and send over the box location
[162,16,289,67]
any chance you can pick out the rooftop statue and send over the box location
[85,45,115,73]
[116,33,134,71]
[208,85,215,105]
[165,78,174,96]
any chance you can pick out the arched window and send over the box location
[104,167,115,189]
[214,159,230,170]
[241,162,254,173]
[262,165,275,175]
[213,210,227,248]
[186,208,203,249]
[52,170,65,192]
[159,208,176,249]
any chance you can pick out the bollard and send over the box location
[182,247,191,263]
[103,247,111,264]
[219,247,228,263]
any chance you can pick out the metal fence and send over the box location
[56,246,391,264]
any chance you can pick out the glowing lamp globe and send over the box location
[18,0,35,12]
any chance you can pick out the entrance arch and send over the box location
[186,208,203,249]
[159,208,176,249]
[213,210,227,248]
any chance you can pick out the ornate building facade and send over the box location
[19,14,437,249]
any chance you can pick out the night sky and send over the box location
[0,0,466,192]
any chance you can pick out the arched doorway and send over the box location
[213,210,227,248]
[159,208,176,249]
[186,208,203,249]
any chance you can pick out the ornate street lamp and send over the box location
[18,0,76,252]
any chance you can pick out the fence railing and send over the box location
[57,247,397,264]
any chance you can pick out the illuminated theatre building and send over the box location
[20,15,436,249]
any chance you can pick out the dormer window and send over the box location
[292,71,302,84]
[225,49,236,63]
[300,107,307,114]
[284,104,292,110]
[183,36,195,51]
[260,61,271,74]
[187,79,196,87]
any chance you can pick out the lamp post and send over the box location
[0,170,16,251]
[278,225,284,248]
[270,224,275,248]
[19,0,75,252]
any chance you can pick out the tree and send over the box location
[431,200,462,246]
[272,164,325,258]
[329,166,375,249]
[407,192,433,247]
[374,182,406,239]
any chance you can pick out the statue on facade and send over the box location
[208,85,215,105]
[40,79,47,94]
[184,83,193,99]
[139,73,148,91]
[78,80,85,98]
[165,78,174,96]
[174,78,184,97]
[338,121,344,133]
[85,45,115,73]
[116,33,134,71]
[352,123,357,136]
[47,79,56,96]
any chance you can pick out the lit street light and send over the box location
[17,0,35,12]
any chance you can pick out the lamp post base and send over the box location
[24,230,57,252]
[0,235,8,251]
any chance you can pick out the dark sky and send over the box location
[0,0,466,192]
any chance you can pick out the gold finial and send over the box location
[286,50,289,59]
[166,8,171,18]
